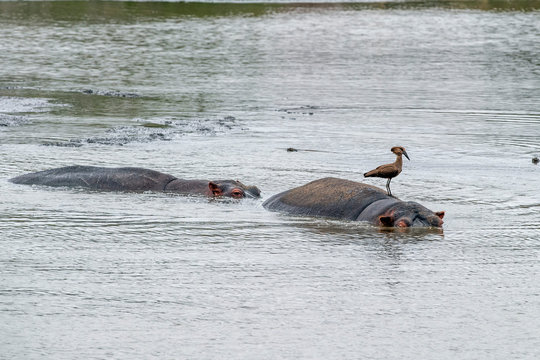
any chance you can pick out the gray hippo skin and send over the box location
[10,165,261,199]
[263,177,444,227]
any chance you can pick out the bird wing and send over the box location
[364,163,399,178]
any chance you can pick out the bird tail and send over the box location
[364,170,375,177]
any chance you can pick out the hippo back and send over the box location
[263,177,393,220]
[10,165,176,191]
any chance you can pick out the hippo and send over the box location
[263,177,444,228]
[9,165,261,199]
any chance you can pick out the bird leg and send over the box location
[386,178,392,197]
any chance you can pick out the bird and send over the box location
[364,146,410,197]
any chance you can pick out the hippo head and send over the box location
[378,201,444,228]
[209,180,261,199]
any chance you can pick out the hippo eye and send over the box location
[231,189,244,198]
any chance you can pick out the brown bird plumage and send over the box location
[364,146,410,197]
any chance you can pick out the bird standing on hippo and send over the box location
[9,165,261,199]
[263,177,444,228]
[364,146,409,196]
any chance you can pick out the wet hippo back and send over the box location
[263,177,396,220]
[10,165,176,191]
[10,165,262,198]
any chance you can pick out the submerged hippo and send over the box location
[10,165,261,199]
[263,177,444,228]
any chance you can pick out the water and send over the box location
[1,1,539,359]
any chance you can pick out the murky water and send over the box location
[1,1,539,359]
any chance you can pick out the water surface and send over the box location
[1,1,539,359]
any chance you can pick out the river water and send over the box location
[1,1,539,359]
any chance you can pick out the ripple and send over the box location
[80,89,141,98]
[41,116,243,146]
[0,113,28,127]
[0,96,59,114]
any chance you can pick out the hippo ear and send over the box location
[247,185,261,197]
[208,182,223,196]
[435,211,445,220]
[379,215,394,227]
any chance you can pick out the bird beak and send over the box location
[403,150,410,160]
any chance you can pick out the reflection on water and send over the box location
[1,1,540,359]
[281,216,445,239]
